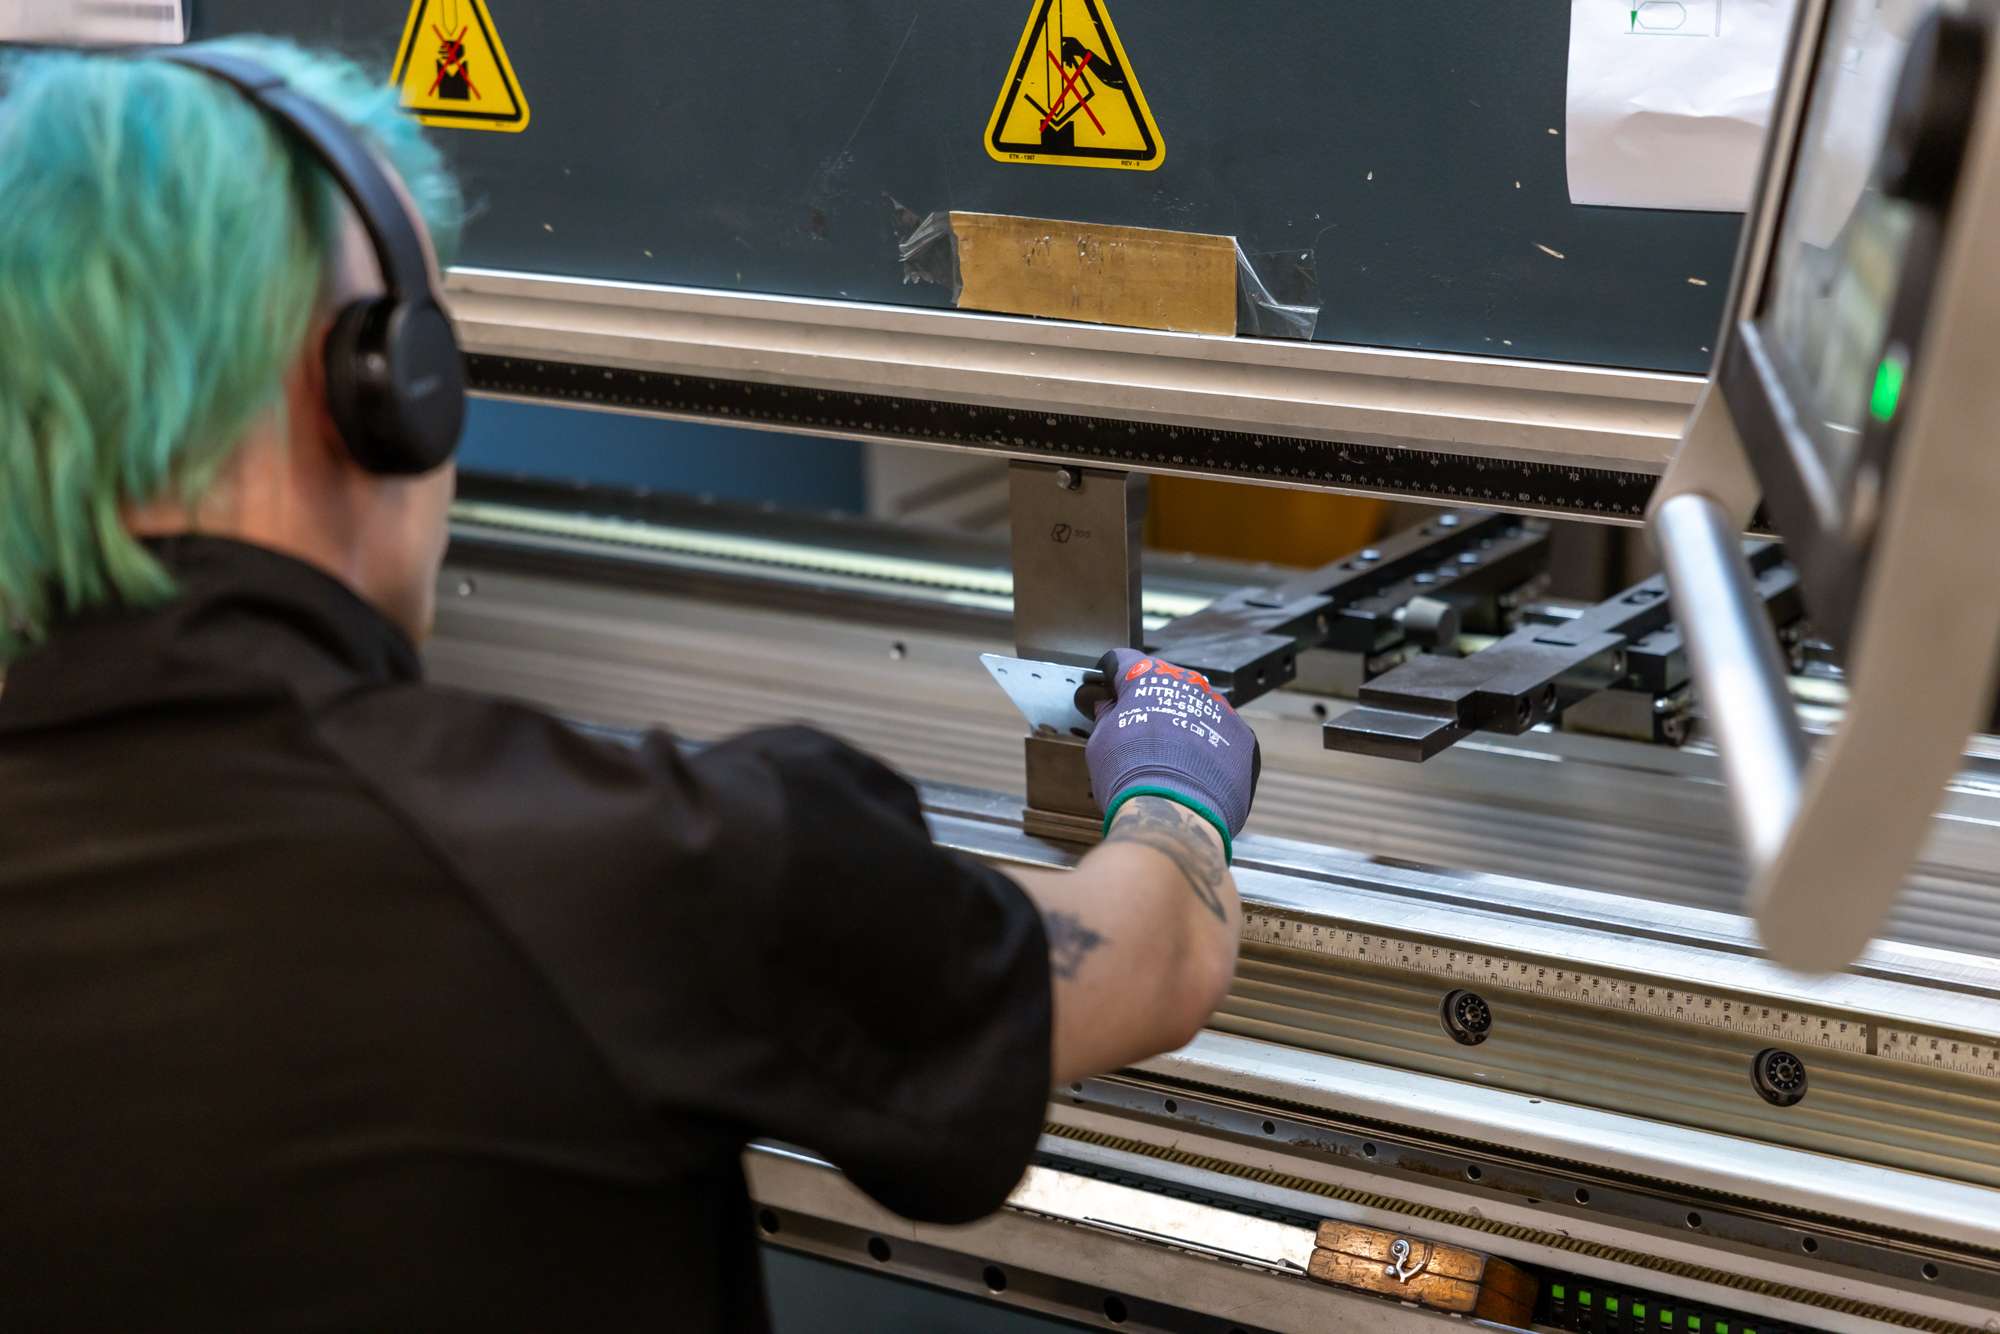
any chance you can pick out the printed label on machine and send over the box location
[390,0,530,133]
[985,0,1163,170]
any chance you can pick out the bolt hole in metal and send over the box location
[868,1236,892,1263]
[1752,1047,1808,1107]
[1686,1212,1704,1230]
[757,1209,779,1235]
[1440,989,1493,1045]
[1923,1262,1941,1281]
[1574,1187,1591,1204]
[1465,1164,1484,1182]
[1801,1236,1819,1254]
[888,641,907,661]
[1102,1294,1129,1323]
[1362,1142,1378,1158]
[984,1264,1008,1293]
[1163,1099,1178,1114]
[1262,1120,1276,1135]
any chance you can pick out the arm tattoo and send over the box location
[1043,910,1107,981]
[1102,797,1230,923]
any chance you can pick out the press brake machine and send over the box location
[420,2,2000,1329]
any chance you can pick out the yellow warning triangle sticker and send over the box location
[390,0,529,133]
[985,0,1162,171]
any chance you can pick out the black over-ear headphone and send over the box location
[156,48,466,476]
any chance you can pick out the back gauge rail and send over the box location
[1240,907,2000,1083]
[465,354,1665,520]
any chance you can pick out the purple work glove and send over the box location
[1085,648,1261,862]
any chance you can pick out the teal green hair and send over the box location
[0,37,464,659]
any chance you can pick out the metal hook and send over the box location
[1384,1237,1421,1283]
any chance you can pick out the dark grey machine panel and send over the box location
[193,0,1740,372]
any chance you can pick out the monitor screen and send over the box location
[1758,0,1932,497]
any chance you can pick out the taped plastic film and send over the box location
[1236,246,1320,342]
[898,210,1320,341]
[897,210,964,300]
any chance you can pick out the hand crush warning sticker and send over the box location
[391,0,529,133]
[985,0,1162,170]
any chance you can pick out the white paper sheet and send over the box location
[1565,0,1797,211]
[0,0,185,45]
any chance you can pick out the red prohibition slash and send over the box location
[428,24,480,98]
[1040,47,1105,135]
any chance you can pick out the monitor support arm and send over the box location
[1651,489,1808,876]
[1650,384,1810,880]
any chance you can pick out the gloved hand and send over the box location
[1084,648,1261,862]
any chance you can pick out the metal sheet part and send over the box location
[983,654,1102,737]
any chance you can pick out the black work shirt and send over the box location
[0,537,1052,1332]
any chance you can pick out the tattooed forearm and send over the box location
[1102,797,1230,923]
[1043,910,1108,981]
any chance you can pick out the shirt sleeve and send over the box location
[313,688,1052,1225]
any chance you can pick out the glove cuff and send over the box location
[1101,785,1234,864]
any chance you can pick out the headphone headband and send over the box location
[149,46,465,475]
[153,48,438,314]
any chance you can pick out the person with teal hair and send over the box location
[0,36,1257,1333]
[0,35,462,658]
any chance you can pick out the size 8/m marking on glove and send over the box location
[1240,911,2000,1081]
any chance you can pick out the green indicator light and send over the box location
[1691,1318,1703,1331]
[1718,1324,1730,1333]
[1553,1285,1567,1301]
[1870,351,1908,423]
[1661,1311,1675,1325]
[1608,1298,1622,1315]
[1581,1291,1594,1307]
[1636,1306,1649,1321]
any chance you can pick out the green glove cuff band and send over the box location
[1101,786,1234,864]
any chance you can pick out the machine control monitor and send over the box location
[1721,0,1987,649]
[1655,0,2000,970]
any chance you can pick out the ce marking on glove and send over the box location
[1170,716,1232,747]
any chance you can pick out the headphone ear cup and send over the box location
[321,298,465,476]
[322,299,384,468]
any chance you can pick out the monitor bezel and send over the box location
[1715,0,1954,654]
